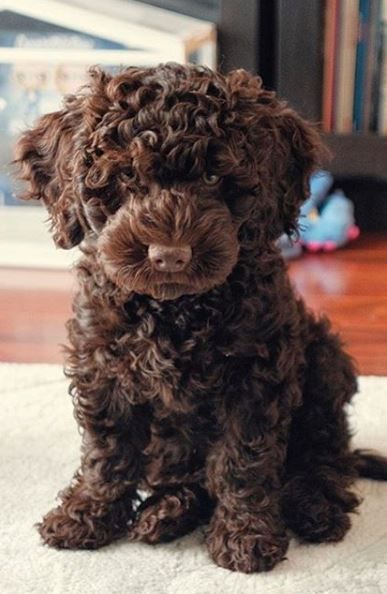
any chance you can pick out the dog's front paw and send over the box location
[206,509,289,573]
[37,499,129,549]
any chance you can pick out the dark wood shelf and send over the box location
[324,134,387,180]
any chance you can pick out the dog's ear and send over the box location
[14,99,87,248]
[267,107,325,238]
[225,69,326,239]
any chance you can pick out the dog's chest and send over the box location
[116,296,225,413]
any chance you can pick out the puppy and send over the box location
[15,63,387,573]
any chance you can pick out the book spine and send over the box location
[379,0,387,133]
[353,0,371,131]
[363,0,382,131]
[369,0,384,131]
[335,0,360,133]
[322,0,340,132]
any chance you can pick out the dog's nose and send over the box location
[148,244,192,272]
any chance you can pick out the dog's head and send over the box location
[15,63,323,301]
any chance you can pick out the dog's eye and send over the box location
[203,173,220,186]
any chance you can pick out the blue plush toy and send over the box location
[278,170,359,259]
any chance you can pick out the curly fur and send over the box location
[15,63,387,573]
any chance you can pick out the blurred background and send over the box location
[0,0,386,373]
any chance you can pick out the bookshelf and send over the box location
[274,0,387,182]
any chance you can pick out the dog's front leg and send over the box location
[205,379,290,573]
[38,397,150,550]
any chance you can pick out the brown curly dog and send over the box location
[15,63,387,573]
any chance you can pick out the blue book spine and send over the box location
[353,0,371,131]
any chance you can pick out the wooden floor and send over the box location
[0,233,386,374]
[289,234,387,375]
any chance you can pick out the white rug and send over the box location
[1,363,386,594]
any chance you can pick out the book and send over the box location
[335,0,359,133]
[353,0,371,131]
[322,0,340,132]
[378,0,387,133]
[363,0,382,131]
